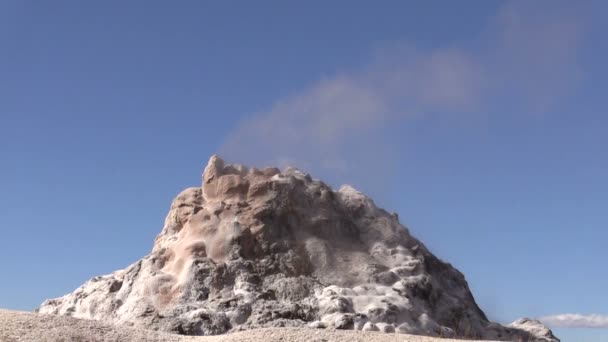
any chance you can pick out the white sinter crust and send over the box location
[38,155,559,341]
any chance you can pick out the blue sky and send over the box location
[0,1,606,341]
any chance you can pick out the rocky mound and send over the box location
[39,156,558,341]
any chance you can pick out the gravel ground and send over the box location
[0,309,492,342]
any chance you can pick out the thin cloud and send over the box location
[540,314,608,328]
[220,0,587,192]
[490,0,585,111]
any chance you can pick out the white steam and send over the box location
[220,0,585,192]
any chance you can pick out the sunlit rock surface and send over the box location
[39,156,558,341]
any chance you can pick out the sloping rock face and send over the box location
[39,156,558,341]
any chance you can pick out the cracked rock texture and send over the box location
[39,156,558,341]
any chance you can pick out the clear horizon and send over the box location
[1,1,607,341]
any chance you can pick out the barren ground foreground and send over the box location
[0,310,499,342]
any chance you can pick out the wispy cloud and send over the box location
[490,0,585,111]
[540,314,608,328]
[220,0,587,192]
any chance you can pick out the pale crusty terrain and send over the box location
[40,156,501,338]
[35,156,558,341]
[0,309,492,342]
